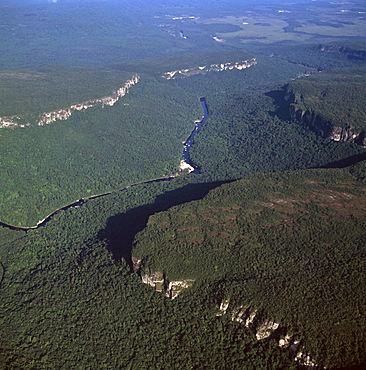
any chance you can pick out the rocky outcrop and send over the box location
[141,270,195,299]
[255,320,280,341]
[0,75,140,129]
[220,303,282,341]
[217,299,230,315]
[179,160,195,173]
[0,115,24,129]
[133,258,195,299]
[286,91,366,147]
[217,299,320,369]
[136,261,319,368]
[38,108,72,126]
[162,58,257,79]
[141,270,166,293]
[165,278,195,299]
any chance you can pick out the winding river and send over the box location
[182,97,208,174]
[0,98,208,231]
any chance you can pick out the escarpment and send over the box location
[133,257,195,300]
[319,43,366,60]
[0,75,140,129]
[217,299,319,369]
[285,67,366,146]
[286,90,366,146]
[162,58,257,79]
[132,168,366,369]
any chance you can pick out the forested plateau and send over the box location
[1,42,366,369]
[3,46,366,227]
[1,0,366,369]
[286,67,366,144]
[134,164,366,369]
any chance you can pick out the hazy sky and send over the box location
[7,0,311,4]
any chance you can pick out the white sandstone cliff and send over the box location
[162,58,257,79]
[0,75,140,129]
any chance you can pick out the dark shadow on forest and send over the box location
[318,152,366,168]
[98,180,233,270]
[265,89,291,121]
[335,361,366,370]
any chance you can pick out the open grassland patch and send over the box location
[199,16,294,44]
[295,18,366,38]
[311,189,366,217]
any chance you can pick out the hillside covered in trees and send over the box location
[134,164,366,369]
[1,0,366,369]
[2,50,366,226]
[286,67,366,143]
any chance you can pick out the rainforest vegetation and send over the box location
[1,0,366,369]
[0,65,133,117]
[134,165,366,369]
[1,52,365,226]
[286,66,366,131]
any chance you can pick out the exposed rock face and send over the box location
[0,115,23,129]
[0,75,140,129]
[286,91,366,147]
[279,334,300,355]
[218,299,320,369]
[255,320,280,341]
[137,263,319,368]
[38,108,72,126]
[227,303,281,340]
[295,351,319,369]
[137,262,195,299]
[165,279,195,299]
[141,270,166,293]
[217,299,230,315]
[162,58,257,79]
[179,160,195,173]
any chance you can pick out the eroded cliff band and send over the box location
[0,75,140,129]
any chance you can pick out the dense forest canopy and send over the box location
[1,0,366,369]
[134,165,366,369]
[287,66,366,131]
[1,50,365,226]
[0,65,133,116]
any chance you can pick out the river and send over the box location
[0,98,208,231]
[182,97,208,174]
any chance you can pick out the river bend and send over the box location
[0,98,208,231]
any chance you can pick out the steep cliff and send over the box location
[217,300,318,369]
[0,75,140,129]
[138,268,318,367]
[287,92,366,146]
[134,257,195,299]
[319,43,366,61]
[133,167,366,369]
[162,58,257,79]
[285,66,366,146]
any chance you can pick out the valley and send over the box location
[1,1,366,369]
